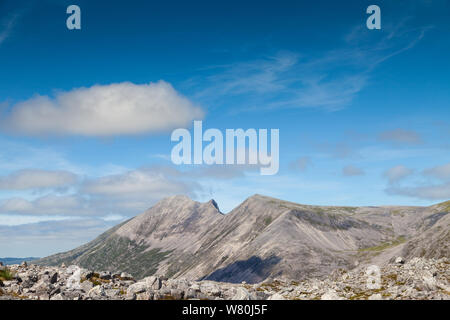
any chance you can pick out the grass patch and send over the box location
[264,216,273,226]
[0,268,14,281]
[80,273,110,286]
[359,236,406,252]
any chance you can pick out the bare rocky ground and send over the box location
[1,257,448,300]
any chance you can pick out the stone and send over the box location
[368,293,383,300]
[127,281,147,295]
[395,257,405,264]
[88,285,105,298]
[170,289,183,300]
[99,271,111,280]
[320,289,342,300]
[136,291,152,300]
[267,293,285,300]
[144,276,162,290]
[50,293,66,300]
[80,280,93,292]
[231,287,254,300]
[49,272,58,284]
[120,272,133,280]
[1,256,447,301]
[201,282,221,296]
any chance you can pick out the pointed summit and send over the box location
[207,199,220,212]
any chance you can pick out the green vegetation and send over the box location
[390,210,405,217]
[359,236,406,252]
[80,273,110,286]
[0,268,14,281]
[76,236,172,279]
[439,200,450,212]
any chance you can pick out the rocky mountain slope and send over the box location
[35,195,450,283]
[1,258,449,300]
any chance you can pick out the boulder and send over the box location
[368,293,383,300]
[49,272,58,284]
[395,257,405,264]
[99,271,111,280]
[50,293,67,300]
[144,276,162,290]
[267,293,285,300]
[127,281,147,295]
[120,272,133,280]
[88,285,105,298]
[231,287,254,300]
[320,289,342,300]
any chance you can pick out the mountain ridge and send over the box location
[35,194,449,283]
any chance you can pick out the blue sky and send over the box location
[0,0,449,256]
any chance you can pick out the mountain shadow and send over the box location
[201,255,282,284]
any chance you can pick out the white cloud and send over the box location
[342,165,365,177]
[384,163,450,200]
[0,214,75,226]
[1,81,204,136]
[82,168,196,197]
[0,13,19,46]
[378,129,422,145]
[289,156,311,172]
[383,165,414,184]
[423,163,450,181]
[0,195,85,215]
[0,169,77,190]
[0,218,120,257]
[386,182,450,200]
[0,165,257,218]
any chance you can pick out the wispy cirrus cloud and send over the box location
[189,22,430,113]
[0,13,19,46]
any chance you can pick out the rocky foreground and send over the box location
[1,257,449,300]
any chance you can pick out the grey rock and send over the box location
[395,257,405,264]
[88,285,105,298]
[49,272,58,284]
[50,293,66,300]
[127,281,147,295]
[232,287,255,300]
[145,276,162,290]
[267,293,285,300]
[120,272,133,280]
